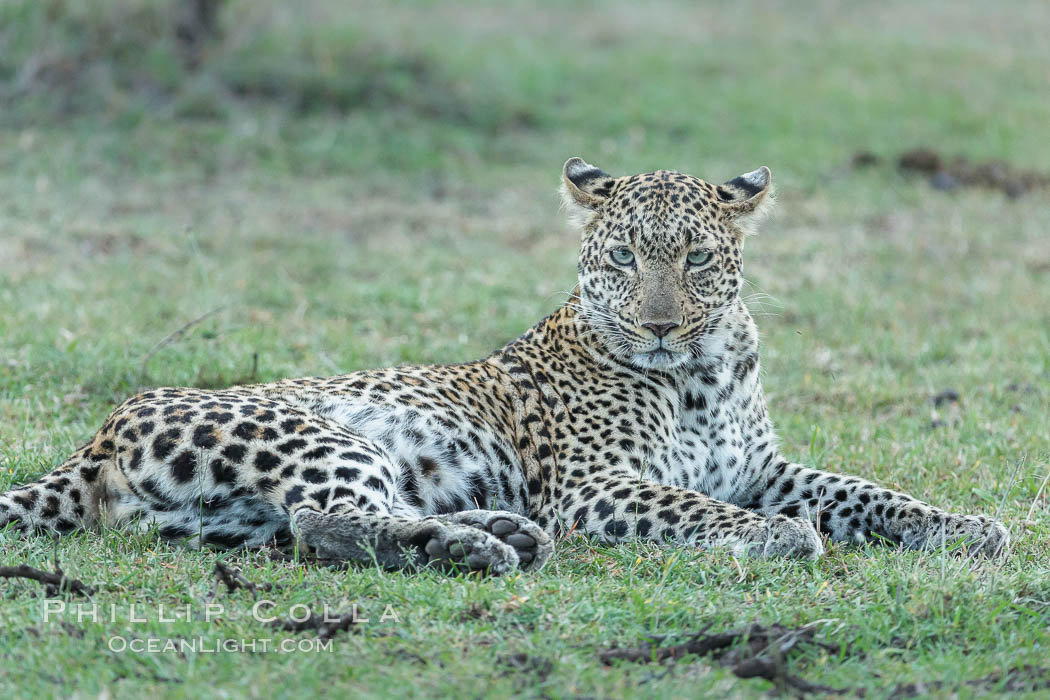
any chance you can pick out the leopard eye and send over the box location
[686,250,715,268]
[609,247,635,266]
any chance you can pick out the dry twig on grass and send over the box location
[0,563,95,597]
[267,611,361,641]
[207,560,273,601]
[599,622,845,696]
[140,306,225,376]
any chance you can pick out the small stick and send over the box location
[1026,468,1050,522]
[213,561,271,597]
[994,453,1026,522]
[0,564,95,597]
[969,453,1028,567]
[268,612,359,641]
[140,306,225,375]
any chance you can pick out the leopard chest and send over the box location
[649,377,750,502]
[560,368,751,502]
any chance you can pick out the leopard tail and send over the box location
[0,445,106,536]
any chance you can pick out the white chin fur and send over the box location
[630,351,689,371]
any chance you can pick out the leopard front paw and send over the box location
[747,515,824,560]
[900,511,1010,558]
[420,522,521,575]
[438,510,553,572]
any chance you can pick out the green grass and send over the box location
[2,0,1050,697]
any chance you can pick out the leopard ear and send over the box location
[560,157,615,228]
[717,166,775,236]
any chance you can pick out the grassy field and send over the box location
[2,0,1050,697]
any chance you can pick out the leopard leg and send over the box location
[292,508,519,574]
[77,388,520,573]
[5,387,525,574]
[558,469,822,559]
[746,461,1010,558]
[281,455,524,573]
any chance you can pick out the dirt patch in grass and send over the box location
[853,148,1050,198]
[852,147,1050,197]
[899,147,1050,197]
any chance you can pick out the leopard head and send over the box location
[561,157,774,371]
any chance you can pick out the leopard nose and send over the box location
[641,321,679,338]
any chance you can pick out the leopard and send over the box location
[0,158,1010,574]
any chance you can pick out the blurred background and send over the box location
[0,0,1047,475]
